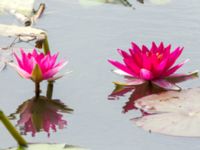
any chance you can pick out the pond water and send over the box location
[0,0,200,150]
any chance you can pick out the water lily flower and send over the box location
[10,48,67,83]
[108,42,198,90]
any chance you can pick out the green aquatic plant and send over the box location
[0,110,27,147]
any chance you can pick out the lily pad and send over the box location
[135,87,200,113]
[133,88,200,137]
[79,0,132,7]
[0,24,46,42]
[150,0,171,5]
[0,0,35,16]
[4,143,88,150]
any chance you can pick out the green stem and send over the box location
[43,35,50,54]
[46,81,54,99]
[0,110,27,147]
[35,82,41,98]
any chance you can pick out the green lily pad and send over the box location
[4,144,88,150]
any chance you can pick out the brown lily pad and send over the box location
[133,87,200,137]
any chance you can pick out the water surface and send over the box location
[0,0,200,150]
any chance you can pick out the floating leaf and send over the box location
[79,0,132,7]
[4,144,88,150]
[79,0,107,6]
[133,88,200,137]
[150,0,171,5]
[0,24,46,42]
[0,0,35,16]
[135,88,200,113]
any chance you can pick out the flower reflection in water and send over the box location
[108,80,165,113]
[108,70,198,113]
[11,96,73,137]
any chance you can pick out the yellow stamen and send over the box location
[156,52,163,59]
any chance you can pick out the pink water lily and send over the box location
[108,42,198,90]
[11,48,67,82]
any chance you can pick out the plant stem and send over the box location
[0,110,27,147]
[35,82,41,98]
[33,3,45,21]
[46,81,54,99]
[43,35,50,54]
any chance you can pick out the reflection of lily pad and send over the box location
[133,88,200,137]
[0,0,35,16]
[5,144,88,150]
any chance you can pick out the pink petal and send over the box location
[43,61,68,79]
[39,55,50,73]
[32,49,38,57]
[108,60,136,77]
[152,79,181,90]
[163,44,171,56]
[166,47,183,69]
[158,42,164,52]
[123,58,140,75]
[142,45,149,53]
[131,42,141,53]
[9,63,31,79]
[140,68,153,80]
[153,58,168,77]
[50,53,59,67]
[164,59,189,76]
[141,53,151,70]
[129,48,142,67]
[117,49,131,58]
[14,52,24,69]
[112,69,133,77]
[150,42,158,53]
[124,78,146,86]
[20,49,34,73]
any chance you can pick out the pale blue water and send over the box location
[0,0,200,150]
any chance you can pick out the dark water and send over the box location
[1,0,200,150]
